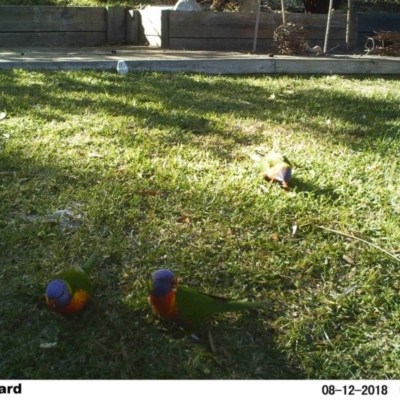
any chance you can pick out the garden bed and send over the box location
[138,7,357,52]
[0,5,400,55]
[357,13,400,46]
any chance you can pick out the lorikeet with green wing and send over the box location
[148,269,271,334]
[262,152,293,188]
[45,251,98,314]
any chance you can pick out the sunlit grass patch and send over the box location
[1,70,400,379]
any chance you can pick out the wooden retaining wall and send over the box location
[138,8,358,52]
[1,6,399,52]
[357,13,400,46]
[0,6,140,46]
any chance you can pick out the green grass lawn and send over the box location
[1,70,400,379]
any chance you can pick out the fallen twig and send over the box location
[316,225,400,263]
[323,44,340,55]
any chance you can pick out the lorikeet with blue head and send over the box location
[262,152,293,188]
[45,251,98,314]
[148,269,271,334]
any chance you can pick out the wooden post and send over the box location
[252,0,262,53]
[126,9,140,43]
[346,0,353,52]
[161,10,170,48]
[323,0,334,53]
[281,0,286,25]
[106,7,126,44]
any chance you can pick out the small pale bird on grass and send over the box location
[261,152,293,188]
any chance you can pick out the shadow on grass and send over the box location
[290,177,341,201]
[0,145,304,379]
[2,71,400,161]
[1,71,400,379]
[2,268,300,379]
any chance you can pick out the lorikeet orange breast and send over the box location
[45,251,98,314]
[148,269,179,320]
[149,290,179,320]
[148,269,271,334]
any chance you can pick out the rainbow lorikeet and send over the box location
[45,251,98,314]
[262,152,293,188]
[148,269,271,334]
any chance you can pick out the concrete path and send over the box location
[0,46,399,74]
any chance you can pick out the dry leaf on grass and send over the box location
[138,190,162,196]
[343,285,357,295]
[176,215,190,223]
[342,255,355,265]
[271,233,279,242]
[88,152,103,158]
[40,342,58,349]
[115,166,127,173]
